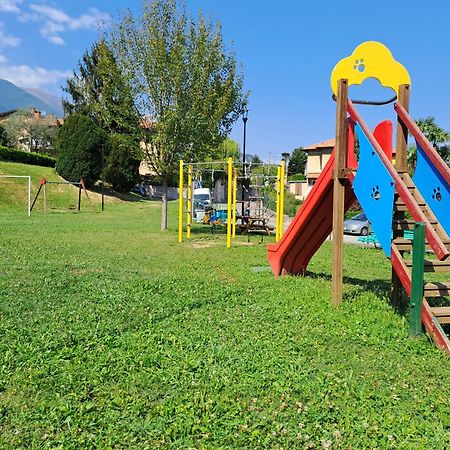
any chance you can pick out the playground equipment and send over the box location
[178,157,286,246]
[30,177,91,212]
[268,41,450,354]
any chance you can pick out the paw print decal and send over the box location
[432,187,442,202]
[353,58,365,73]
[370,186,380,200]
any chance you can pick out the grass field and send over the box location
[1,162,449,449]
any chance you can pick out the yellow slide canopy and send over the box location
[331,41,410,97]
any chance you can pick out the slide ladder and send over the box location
[391,173,450,352]
[349,101,450,354]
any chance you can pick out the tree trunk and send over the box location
[161,176,168,231]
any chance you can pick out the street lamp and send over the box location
[241,108,248,220]
[282,152,290,185]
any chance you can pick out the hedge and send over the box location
[0,146,56,168]
[288,173,306,181]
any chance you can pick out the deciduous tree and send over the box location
[2,109,57,154]
[111,0,246,229]
[288,147,307,176]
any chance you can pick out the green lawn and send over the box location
[0,168,449,448]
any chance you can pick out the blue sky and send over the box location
[1,0,450,161]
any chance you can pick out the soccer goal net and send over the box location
[0,175,31,216]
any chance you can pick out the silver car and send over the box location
[343,213,370,236]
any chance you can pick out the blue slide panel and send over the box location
[413,142,450,236]
[353,124,395,257]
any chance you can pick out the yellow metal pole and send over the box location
[178,160,184,242]
[275,165,281,241]
[187,164,192,239]
[226,157,233,248]
[279,160,286,239]
[232,168,237,238]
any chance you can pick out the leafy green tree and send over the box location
[416,117,450,150]
[103,134,140,191]
[110,0,247,229]
[288,147,307,175]
[2,109,58,154]
[63,39,139,137]
[56,114,109,187]
[213,138,240,161]
[0,124,10,147]
[408,117,450,168]
[250,154,262,164]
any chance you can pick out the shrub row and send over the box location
[0,146,56,168]
[288,173,306,181]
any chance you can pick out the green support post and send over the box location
[409,222,426,338]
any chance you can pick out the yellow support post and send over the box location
[232,168,237,238]
[178,160,184,242]
[275,165,281,241]
[279,160,286,239]
[187,164,192,239]
[226,157,233,248]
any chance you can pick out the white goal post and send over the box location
[0,175,31,217]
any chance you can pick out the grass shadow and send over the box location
[305,270,409,315]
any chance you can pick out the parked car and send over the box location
[343,213,370,236]
[131,185,147,197]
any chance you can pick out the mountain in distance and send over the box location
[0,78,63,117]
[23,87,64,117]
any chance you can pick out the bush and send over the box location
[263,187,301,217]
[288,173,306,181]
[0,145,56,167]
[283,191,302,217]
[0,124,10,147]
[55,114,108,187]
[103,134,140,191]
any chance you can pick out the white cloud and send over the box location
[29,4,70,23]
[68,9,110,31]
[0,0,22,14]
[0,23,21,47]
[25,4,111,45]
[0,62,70,89]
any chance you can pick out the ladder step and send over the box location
[392,240,450,253]
[424,281,450,297]
[394,201,427,212]
[404,259,450,272]
[395,198,426,206]
[392,219,438,230]
[430,306,450,324]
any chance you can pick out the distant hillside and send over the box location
[0,79,63,117]
[23,87,64,117]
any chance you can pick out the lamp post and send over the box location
[281,152,290,185]
[241,108,248,220]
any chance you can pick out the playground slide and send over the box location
[267,151,356,276]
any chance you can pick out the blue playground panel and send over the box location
[353,124,395,257]
[413,142,450,236]
[210,210,228,222]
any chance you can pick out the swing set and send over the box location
[30,177,92,212]
[178,157,287,247]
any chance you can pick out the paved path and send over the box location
[273,213,378,248]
